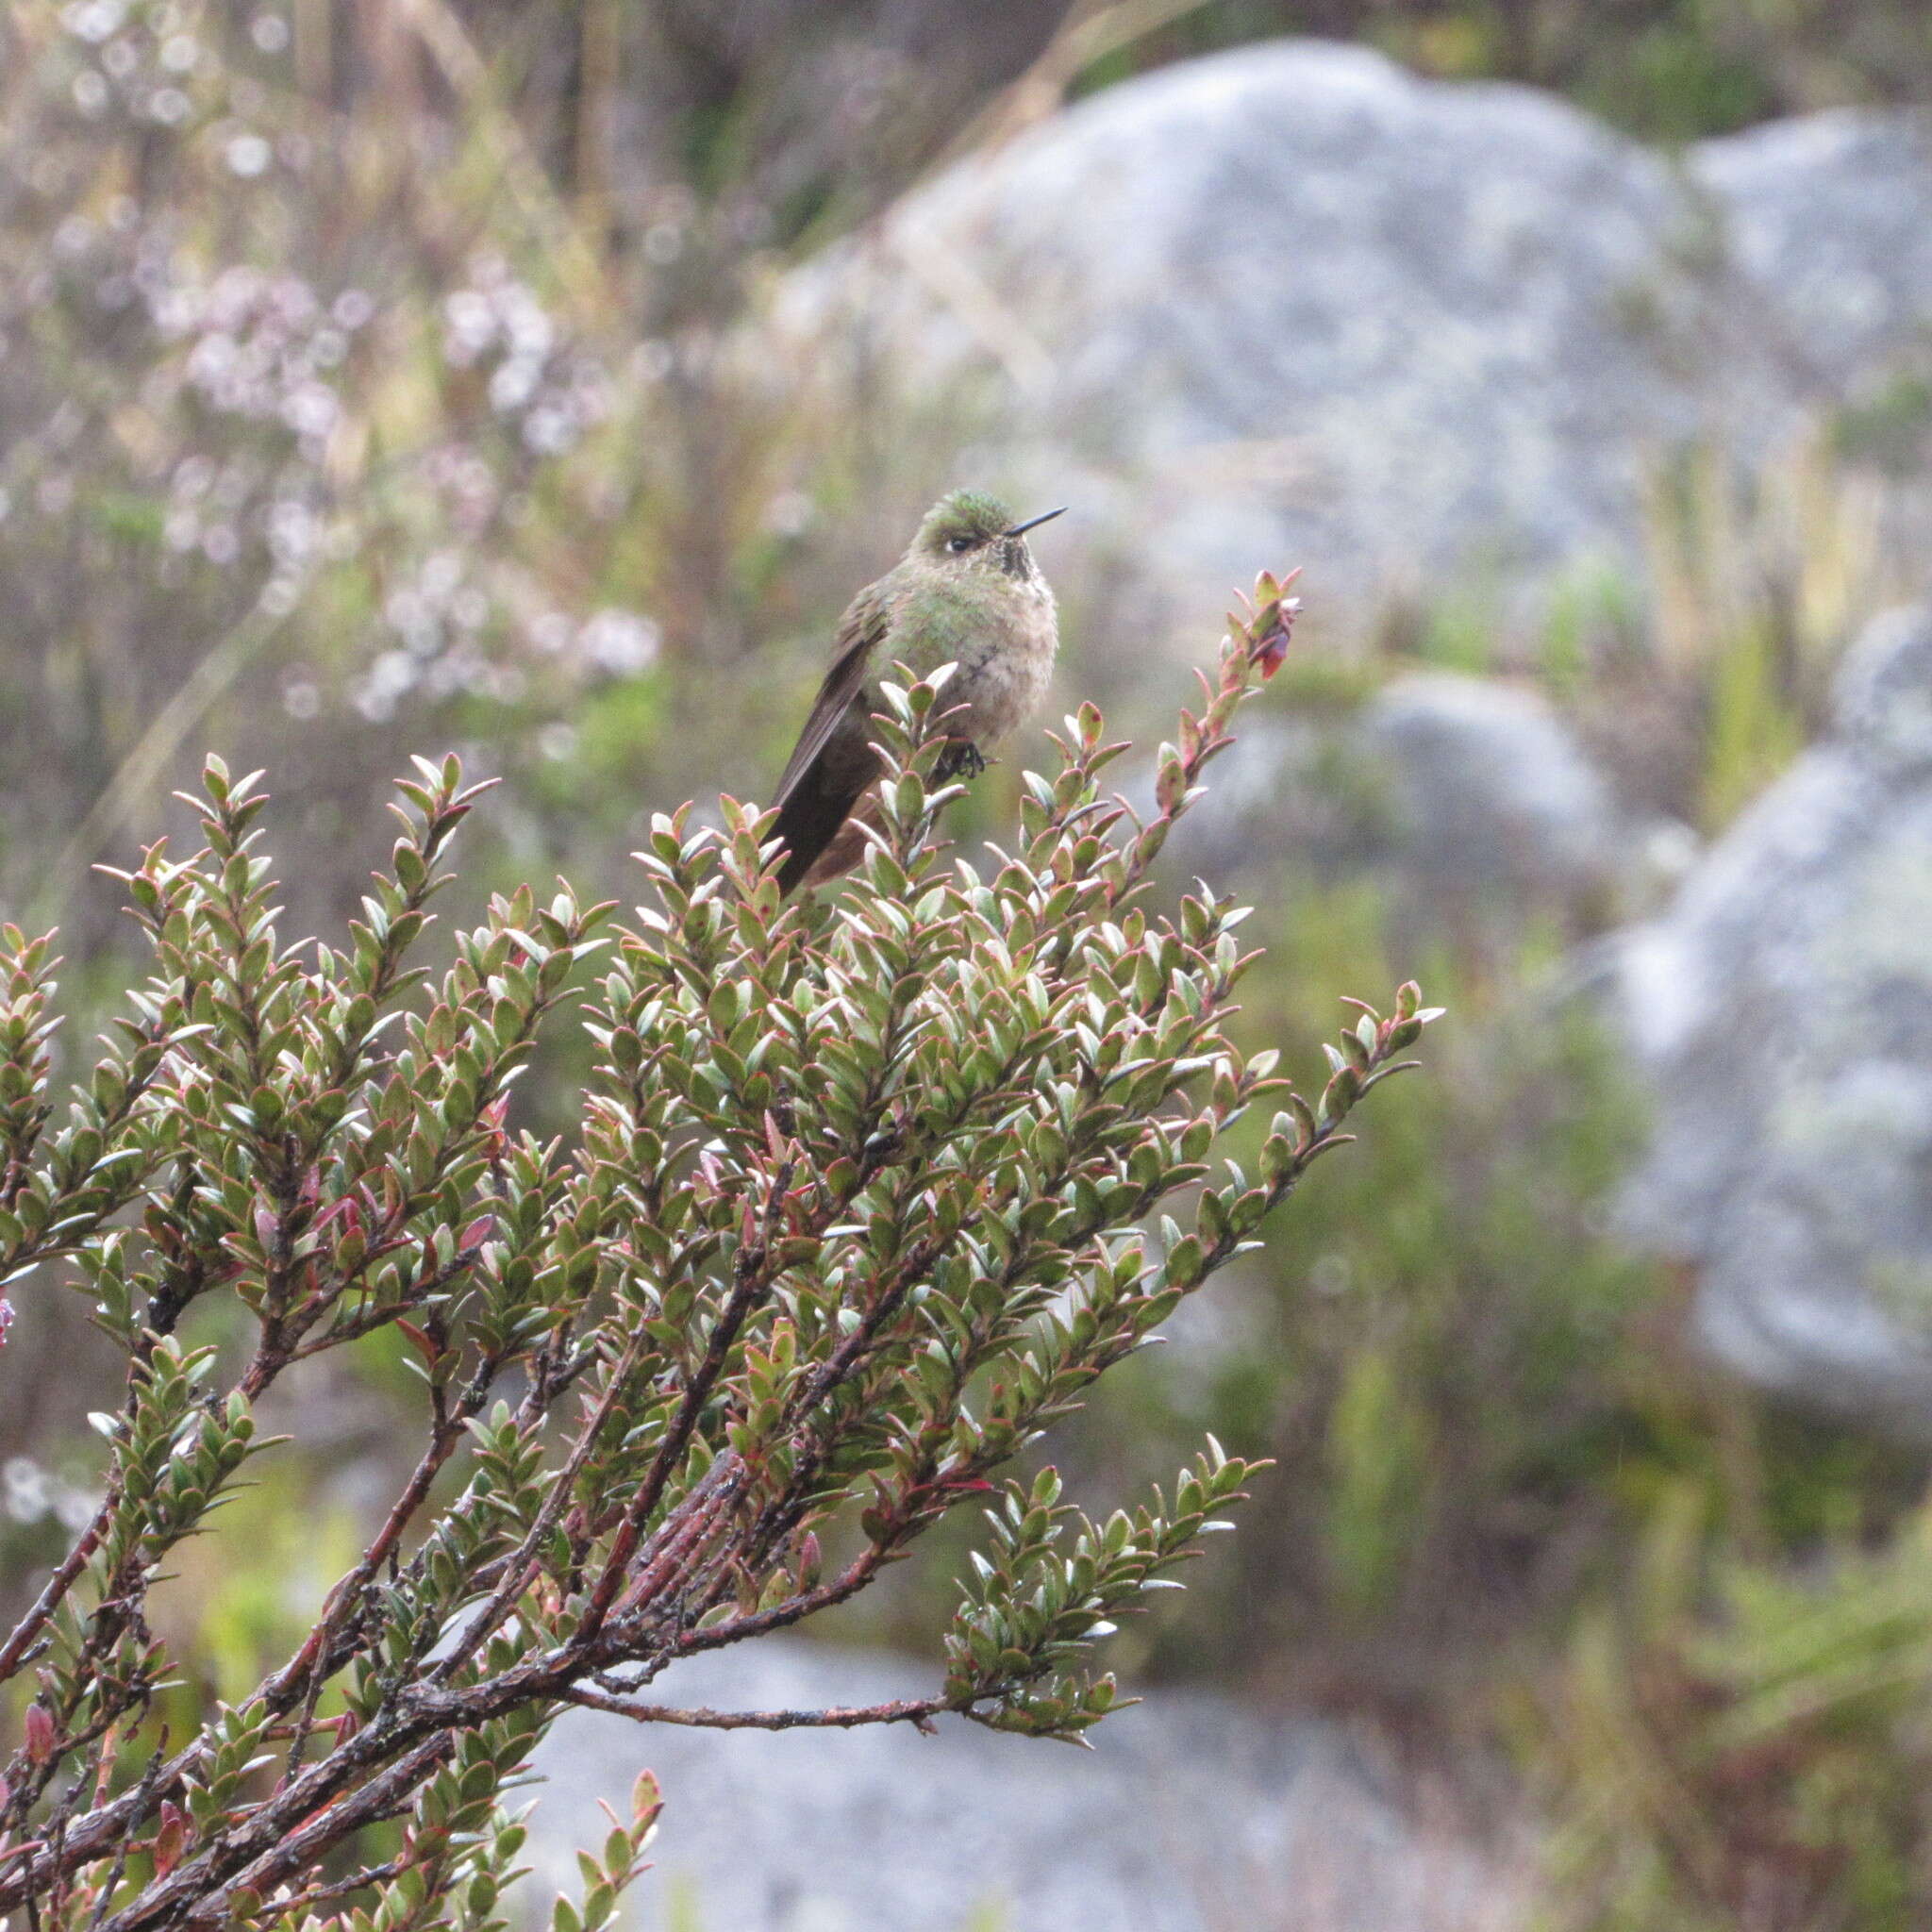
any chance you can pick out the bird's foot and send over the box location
[935,740,988,783]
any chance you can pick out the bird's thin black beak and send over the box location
[1004,507,1067,538]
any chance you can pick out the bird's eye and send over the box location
[947,535,974,553]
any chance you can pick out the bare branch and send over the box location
[558,1683,953,1734]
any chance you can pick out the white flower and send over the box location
[280,380,339,439]
[578,609,659,677]
[488,358,539,413]
[265,499,316,563]
[187,331,238,383]
[442,289,496,365]
[500,288,554,358]
[763,490,814,537]
[225,132,273,177]
[62,0,128,46]
[356,650,417,721]
[421,551,463,600]
[3,1457,49,1524]
[522,404,575,455]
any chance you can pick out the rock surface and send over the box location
[1610,603,1932,1434]
[1152,669,1679,931]
[779,42,1932,654]
[1689,108,1932,396]
[515,1640,1516,1931]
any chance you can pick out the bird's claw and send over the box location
[936,741,988,783]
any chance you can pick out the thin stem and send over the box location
[427,1327,648,1684]
[248,1858,408,1924]
[0,1500,113,1680]
[558,1684,954,1734]
[575,1157,796,1640]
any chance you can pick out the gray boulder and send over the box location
[1689,108,1932,396]
[514,1639,1515,1931]
[1611,602,1932,1434]
[1354,672,1649,908]
[1155,669,1681,931]
[776,42,1932,655]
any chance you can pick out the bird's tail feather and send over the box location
[772,793,830,896]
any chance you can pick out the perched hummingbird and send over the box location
[768,491,1064,893]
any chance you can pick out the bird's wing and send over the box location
[772,582,890,809]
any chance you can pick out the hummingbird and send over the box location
[767,491,1064,894]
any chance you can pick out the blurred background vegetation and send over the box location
[5,2,1932,1925]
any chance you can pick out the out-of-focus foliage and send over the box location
[1169,892,1659,1686]
[0,1,662,958]
[1603,433,1918,833]
[1076,0,1932,141]
[1541,1489,1932,1930]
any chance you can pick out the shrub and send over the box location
[0,577,1437,1928]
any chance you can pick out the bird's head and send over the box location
[910,491,1065,581]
